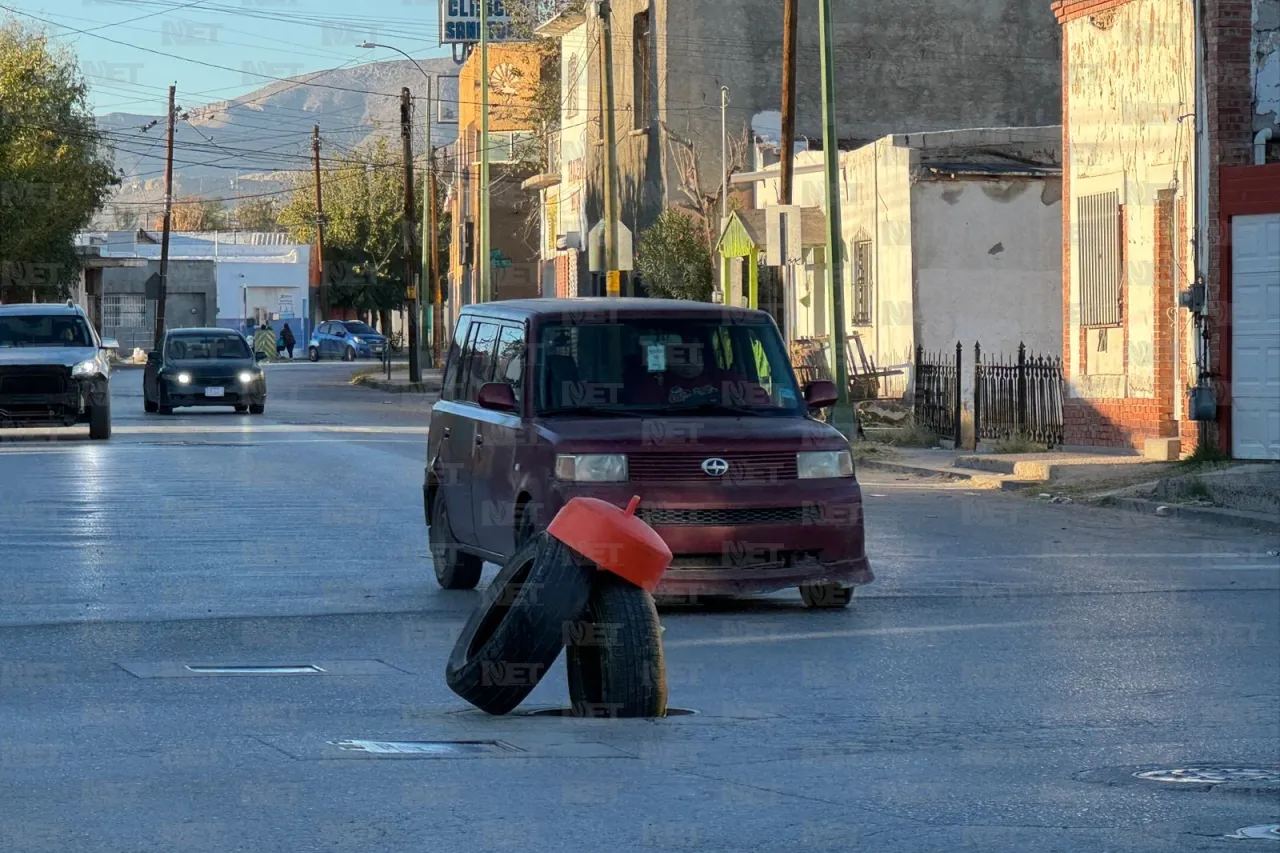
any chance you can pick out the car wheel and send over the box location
[513,501,539,552]
[88,396,111,441]
[343,346,356,362]
[249,402,265,415]
[308,346,319,362]
[430,493,483,590]
[566,572,667,718]
[234,404,249,413]
[799,582,854,609]
[445,533,594,715]
[144,396,158,413]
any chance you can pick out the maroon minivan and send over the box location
[423,299,872,608]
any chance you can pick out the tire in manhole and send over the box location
[1133,766,1280,785]
[525,707,697,719]
[445,533,593,715]
[564,571,667,718]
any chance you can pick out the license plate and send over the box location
[205,386,224,398]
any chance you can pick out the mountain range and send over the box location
[93,59,463,228]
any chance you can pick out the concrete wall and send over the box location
[1062,0,1196,432]
[215,258,309,327]
[101,260,217,352]
[1256,0,1280,137]
[913,176,1065,406]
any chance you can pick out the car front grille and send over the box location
[628,452,798,483]
[0,368,69,396]
[635,505,821,526]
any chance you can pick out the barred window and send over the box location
[633,10,651,130]
[102,294,146,328]
[1078,191,1122,326]
[852,240,873,325]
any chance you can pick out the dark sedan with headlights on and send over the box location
[143,328,267,415]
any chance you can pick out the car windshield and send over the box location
[166,334,252,360]
[343,322,378,335]
[534,318,802,415]
[0,315,94,348]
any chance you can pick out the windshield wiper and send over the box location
[666,401,768,416]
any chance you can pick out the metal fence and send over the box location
[973,342,1065,447]
[913,342,961,446]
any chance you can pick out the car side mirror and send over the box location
[101,337,119,350]
[255,351,267,363]
[804,379,839,409]
[477,382,518,413]
[147,350,161,365]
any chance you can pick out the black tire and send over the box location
[88,397,111,441]
[446,533,594,715]
[799,582,854,609]
[249,402,265,415]
[157,385,173,415]
[343,346,355,362]
[144,397,158,413]
[513,500,539,553]
[566,573,667,718]
[430,491,483,590]
[308,346,319,362]
[234,404,249,413]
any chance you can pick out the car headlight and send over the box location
[350,336,364,344]
[797,450,854,479]
[71,358,98,377]
[554,454,628,482]
[238,371,256,384]
[176,372,192,385]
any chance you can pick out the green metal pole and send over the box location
[478,0,491,303]
[818,0,856,440]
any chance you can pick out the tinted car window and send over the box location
[493,325,526,407]
[534,318,801,415]
[167,334,251,360]
[463,322,501,402]
[343,322,378,336]
[0,315,94,348]
[441,318,471,402]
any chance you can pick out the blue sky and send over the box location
[5,0,462,115]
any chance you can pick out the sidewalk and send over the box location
[856,445,1280,532]
[349,367,443,394]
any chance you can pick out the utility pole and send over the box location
[428,146,443,368]
[478,0,491,303]
[818,0,855,439]
[401,88,421,383]
[418,78,433,362]
[780,0,798,205]
[598,0,621,297]
[312,125,327,324]
[153,84,176,350]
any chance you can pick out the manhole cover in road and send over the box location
[524,707,698,719]
[329,740,517,756]
[1224,825,1280,841]
[185,665,325,675]
[1134,767,1280,786]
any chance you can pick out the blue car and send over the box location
[307,320,388,361]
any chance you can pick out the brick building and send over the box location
[1054,0,1279,459]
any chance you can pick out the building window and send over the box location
[102,294,146,328]
[566,54,579,118]
[632,9,651,130]
[1078,190,1123,326]
[852,240,873,325]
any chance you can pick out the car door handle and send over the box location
[474,434,484,446]
[441,427,450,438]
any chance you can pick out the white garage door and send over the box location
[1231,214,1280,460]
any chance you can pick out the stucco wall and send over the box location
[101,260,217,352]
[1063,0,1196,403]
[913,177,1065,406]
[215,258,309,326]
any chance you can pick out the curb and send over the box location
[1091,495,1280,532]
[857,459,1027,490]
[351,373,441,395]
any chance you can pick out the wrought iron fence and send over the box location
[914,342,961,445]
[973,342,1065,447]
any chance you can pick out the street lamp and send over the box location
[358,41,434,377]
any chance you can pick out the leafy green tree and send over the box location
[636,208,714,301]
[0,19,118,301]
[233,196,282,231]
[278,138,423,326]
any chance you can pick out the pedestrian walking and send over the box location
[281,323,296,360]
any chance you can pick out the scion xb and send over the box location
[423,299,872,608]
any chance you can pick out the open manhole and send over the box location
[1133,767,1280,786]
[524,707,698,719]
[328,740,518,756]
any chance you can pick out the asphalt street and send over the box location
[1,363,1277,852]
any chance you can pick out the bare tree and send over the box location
[662,122,751,255]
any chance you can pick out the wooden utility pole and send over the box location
[153,84,176,349]
[818,0,855,439]
[478,0,491,303]
[419,78,435,363]
[598,0,621,296]
[400,88,421,383]
[312,125,327,320]
[780,0,798,204]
